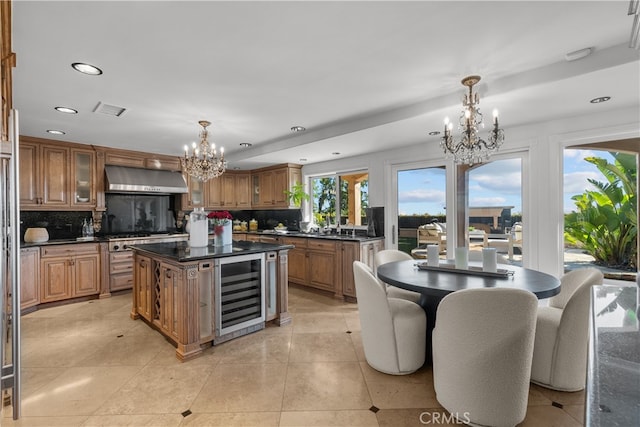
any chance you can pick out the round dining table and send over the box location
[376,260,561,362]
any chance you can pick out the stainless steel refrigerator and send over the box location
[1,110,21,420]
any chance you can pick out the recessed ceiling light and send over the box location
[239,142,252,147]
[428,131,441,136]
[299,158,307,162]
[71,62,103,75]
[55,106,78,114]
[291,126,306,132]
[46,129,66,135]
[331,152,340,156]
[590,96,611,104]
[565,47,592,62]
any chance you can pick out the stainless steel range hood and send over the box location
[105,165,188,194]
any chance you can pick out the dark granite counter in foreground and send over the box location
[130,239,294,262]
[587,284,640,426]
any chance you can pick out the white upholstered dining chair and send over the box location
[353,261,426,375]
[433,287,538,427]
[530,267,604,391]
[373,249,421,303]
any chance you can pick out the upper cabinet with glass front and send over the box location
[70,148,96,208]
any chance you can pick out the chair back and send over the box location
[352,261,398,368]
[433,288,537,427]
[374,249,412,270]
[549,268,603,309]
[548,268,603,388]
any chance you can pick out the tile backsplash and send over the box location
[20,211,93,241]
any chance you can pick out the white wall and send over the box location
[302,107,640,277]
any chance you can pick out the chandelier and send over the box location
[440,75,504,165]
[181,120,226,181]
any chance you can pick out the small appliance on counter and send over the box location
[24,227,49,243]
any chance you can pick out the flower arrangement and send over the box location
[207,210,233,236]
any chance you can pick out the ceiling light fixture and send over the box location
[440,75,504,165]
[565,47,592,62]
[291,126,306,132]
[71,62,103,75]
[239,142,253,147]
[428,131,440,136]
[46,129,65,135]
[55,106,78,114]
[181,120,226,182]
[590,96,611,104]
[331,152,340,156]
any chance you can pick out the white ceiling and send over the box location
[11,1,640,170]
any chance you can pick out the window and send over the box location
[311,171,369,227]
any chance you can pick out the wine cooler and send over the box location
[215,253,266,337]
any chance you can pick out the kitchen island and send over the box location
[130,240,292,361]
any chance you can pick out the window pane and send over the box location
[312,176,336,227]
[563,148,637,281]
[311,172,369,227]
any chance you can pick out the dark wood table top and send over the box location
[377,260,561,300]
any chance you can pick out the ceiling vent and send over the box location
[93,101,127,117]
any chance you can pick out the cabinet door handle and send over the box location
[165,271,172,279]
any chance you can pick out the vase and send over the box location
[214,222,232,247]
[189,208,209,247]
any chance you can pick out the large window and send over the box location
[311,171,369,227]
[563,147,637,280]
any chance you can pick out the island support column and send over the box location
[175,264,203,361]
[276,249,292,325]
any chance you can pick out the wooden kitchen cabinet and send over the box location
[183,171,251,210]
[19,141,69,208]
[306,240,338,293]
[217,173,250,208]
[154,262,182,341]
[19,137,97,210]
[251,164,302,208]
[280,236,307,285]
[70,148,97,208]
[40,243,100,303]
[340,239,384,298]
[109,251,134,292]
[134,254,153,321]
[20,247,40,310]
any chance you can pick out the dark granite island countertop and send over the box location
[587,284,640,426]
[130,239,294,262]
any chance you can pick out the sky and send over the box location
[397,149,621,216]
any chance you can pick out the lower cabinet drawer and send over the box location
[110,274,133,292]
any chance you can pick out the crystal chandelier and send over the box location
[181,120,226,181]
[440,75,504,165]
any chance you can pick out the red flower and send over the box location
[207,210,232,220]
[207,210,232,226]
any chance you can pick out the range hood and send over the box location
[105,165,188,194]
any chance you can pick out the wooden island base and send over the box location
[129,241,291,361]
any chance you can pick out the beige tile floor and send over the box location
[3,286,585,426]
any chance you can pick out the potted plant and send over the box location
[284,182,310,208]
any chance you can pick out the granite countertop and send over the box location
[237,230,384,242]
[587,284,640,426]
[20,237,102,248]
[131,240,294,262]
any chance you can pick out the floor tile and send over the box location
[279,410,379,426]
[81,413,184,426]
[282,362,371,411]
[179,412,280,426]
[289,332,358,362]
[190,363,287,413]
